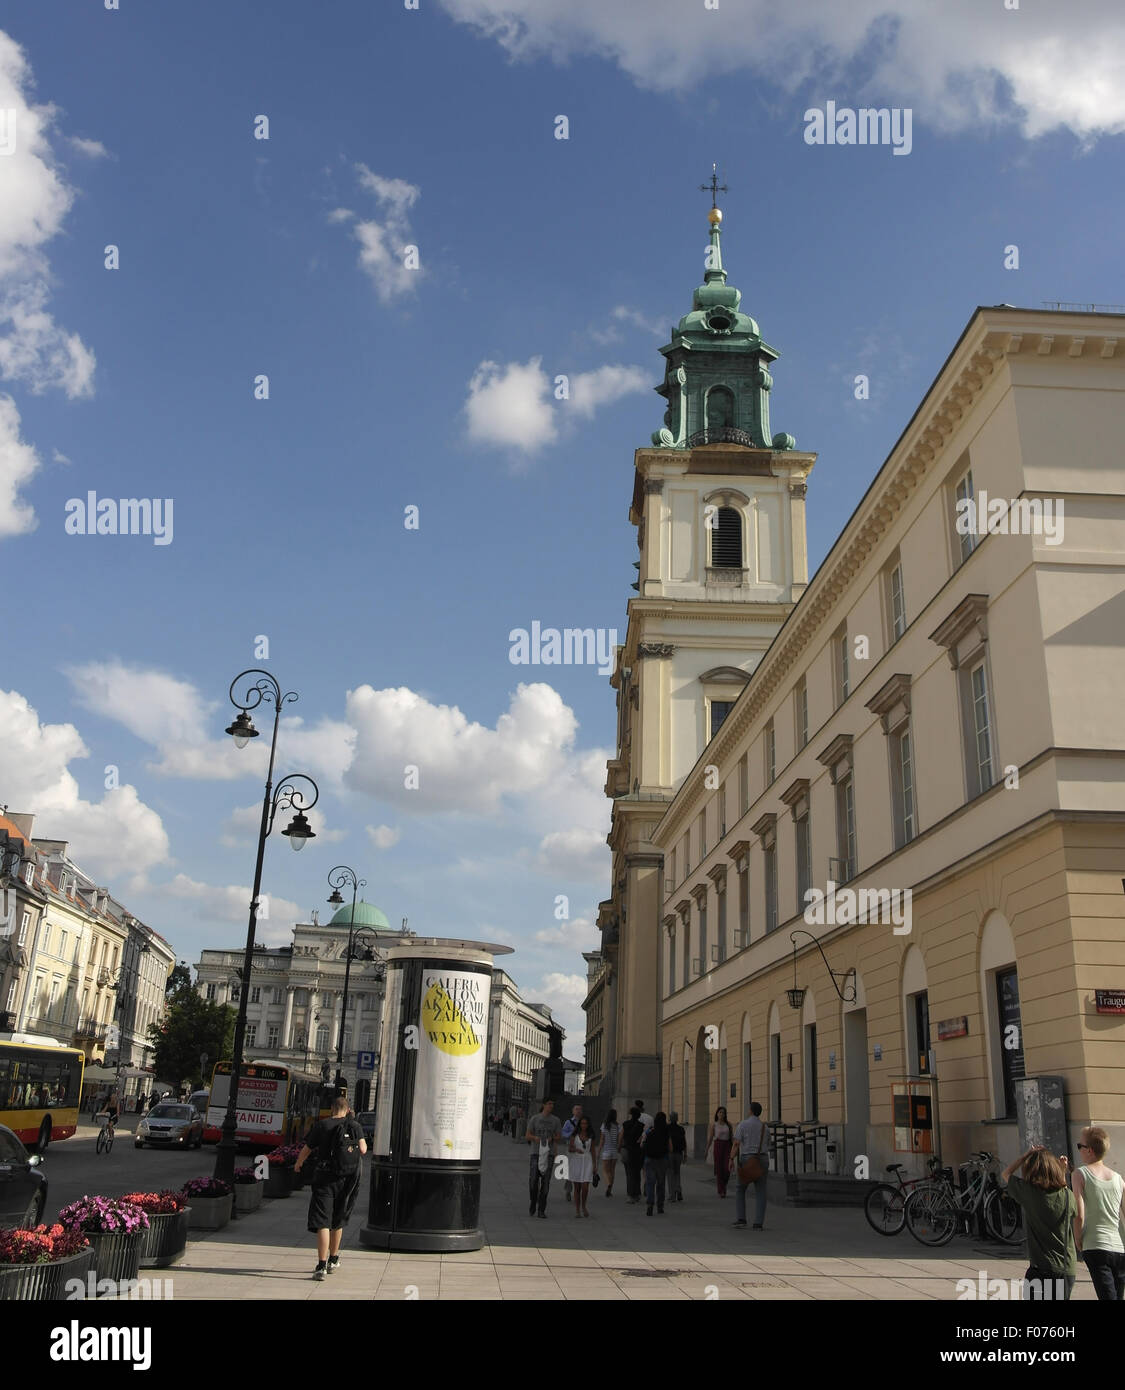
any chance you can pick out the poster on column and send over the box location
[409,968,488,1160]
[372,964,403,1156]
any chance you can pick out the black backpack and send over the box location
[327,1119,362,1178]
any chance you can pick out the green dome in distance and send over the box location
[329,900,392,932]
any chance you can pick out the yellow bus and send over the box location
[203,1061,332,1148]
[0,1039,86,1151]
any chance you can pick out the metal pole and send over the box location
[335,878,358,1090]
[214,695,281,1185]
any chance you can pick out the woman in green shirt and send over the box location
[1001,1146,1077,1301]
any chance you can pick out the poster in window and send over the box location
[409,969,488,1161]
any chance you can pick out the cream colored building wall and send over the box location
[653,307,1125,1165]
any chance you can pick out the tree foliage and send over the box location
[149,989,235,1089]
[165,962,192,997]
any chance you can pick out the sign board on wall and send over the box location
[937,1016,969,1040]
[1095,990,1125,1015]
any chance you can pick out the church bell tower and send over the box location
[595,178,817,1112]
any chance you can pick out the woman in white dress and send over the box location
[568,1115,597,1217]
[600,1108,620,1197]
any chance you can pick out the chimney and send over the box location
[7,813,34,840]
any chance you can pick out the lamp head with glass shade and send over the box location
[225,711,259,748]
[786,986,806,1011]
[327,888,345,906]
[282,811,315,851]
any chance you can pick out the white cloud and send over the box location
[567,364,649,420]
[332,165,421,303]
[64,661,354,787]
[534,914,599,951]
[366,824,401,850]
[438,0,1125,141]
[464,357,650,453]
[0,394,39,538]
[344,681,580,814]
[465,357,557,452]
[0,33,96,400]
[67,136,107,159]
[535,827,608,882]
[164,873,303,946]
[0,686,170,878]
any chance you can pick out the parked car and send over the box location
[0,1121,47,1228]
[355,1111,376,1145]
[135,1103,204,1149]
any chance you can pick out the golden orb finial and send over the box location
[708,206,722,225]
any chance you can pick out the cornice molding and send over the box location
[929,593,989,669]
[864,673,914,733]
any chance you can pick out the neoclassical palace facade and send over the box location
[587,204,1125,1172]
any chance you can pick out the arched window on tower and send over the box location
[711,507,743,568]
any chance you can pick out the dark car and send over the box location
[134,1103,204,1149]
[355,1111,376,1145]
[0,1122,47,1228]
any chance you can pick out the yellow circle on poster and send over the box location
[421,983,483,1056]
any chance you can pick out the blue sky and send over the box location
[1,1,1122,1043]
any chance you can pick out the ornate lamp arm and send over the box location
[789,929,857,1004]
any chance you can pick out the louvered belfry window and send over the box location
[712,506,743,568]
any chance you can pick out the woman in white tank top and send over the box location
[1073,1125,1125,1301]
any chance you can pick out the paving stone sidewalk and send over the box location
[161,1131,1093,1301]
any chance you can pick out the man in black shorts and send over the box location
[294,1093,367,1280]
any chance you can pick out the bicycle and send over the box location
[95,1111,117,1155]
[904,1150,1023,1246]
[863,1156,948,1236]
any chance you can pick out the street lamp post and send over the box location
[326,865,384,1093]
[214,669,319,1185]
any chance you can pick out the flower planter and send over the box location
[234,1182,263,1214]
[0,1246,95,1301]
[88,1230,144,1284]
[264,1166,294,1199]
[186,1193,232,1231]
[138,1208,190,1268]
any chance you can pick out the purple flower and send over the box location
[57,1196,150,1235]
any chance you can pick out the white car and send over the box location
[135,1103,204,1149]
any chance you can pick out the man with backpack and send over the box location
[294,1092,367,1279]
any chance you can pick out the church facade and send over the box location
[587,203,1125,1173]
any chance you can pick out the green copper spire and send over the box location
[651,186,795,452]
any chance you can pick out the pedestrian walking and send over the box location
[525,1099,562,1218]
[569,1115,597,1218]
[621,1106,645,1203]
[1001,1145,1077,1300]
[1073,1126,1125,1300]
[705,1106,734,1198]
[634,1099,653,1131]
[731,1101,770,1230]
[600,1109,620,1196]
[561,1104,583,1203]
[668,1111,687,1203]
[293,1093,367,1280]
[642,1112,671,1215]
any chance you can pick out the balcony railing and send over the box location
[74,1017,108,1043]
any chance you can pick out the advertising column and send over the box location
[360,939,510,1253]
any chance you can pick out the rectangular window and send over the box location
[716,887,727,964]
[17,911,29,946]
[698,810,707,860]
[250,986,261,1004]
[698,898,708,974]
[770,1033,782,1119]
[5,980,15,1012]
[795,812,811,907]
[245,1024,257,1048]
[316,1023,329,1053]
[955,467,976,565]
[58,930,67,960]
[996,968,1025,1117]
[267,1025,280,1050]
[48,978,60,1014]
[738,862,749,946]
[889,562,906,642]
[970,663,994,792]
[668,929,676,994]
[795,677,808,750]
[321,992,333,1008]
[839,631,850,702]
[891,728,917,849]
[205,983,215,1000]
[710,700,735,739]
[295,989,307,1007]
[360,1030,373,1052]
[739,755,749,815]
[683,833,690,877]
[764,720,775,785]
[764,844,778,934]
[913,992,931,1076]
[682,917,690,985]
[742,1043,751,1109]
[835,773,857,881]
[72,935,80,963]
[805,1023,818,1120]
